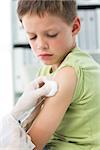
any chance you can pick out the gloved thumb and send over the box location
[33,79,58,100]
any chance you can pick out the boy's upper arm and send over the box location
[28,67,77,149]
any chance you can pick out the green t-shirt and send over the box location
[38,47,100,150]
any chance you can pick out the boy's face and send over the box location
[22,13,79,70]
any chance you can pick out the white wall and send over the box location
[0,0,13,118]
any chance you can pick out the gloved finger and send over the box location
[40,79,58,97]
[33,76,58,97]
[23,76,52,92]
[33,79,58,99]
[33,76,52,89]
[24,76,46,92]
[23,78,43,92]
[45,80,58,97]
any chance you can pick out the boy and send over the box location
[17,0,100,150]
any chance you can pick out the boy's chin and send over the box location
[41,60,53,65]
[43,62,52,65]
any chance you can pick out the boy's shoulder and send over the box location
[62,47,100,69]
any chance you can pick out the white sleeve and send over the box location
[0,114,35,150]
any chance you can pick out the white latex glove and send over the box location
[11,76,58,121]
[0,114,35,149]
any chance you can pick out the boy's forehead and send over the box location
[22,13,67,32]
[23,12,63,23]
[26,24,60,34]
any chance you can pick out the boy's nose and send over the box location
[37,44,49,50]
[36,38,49,50]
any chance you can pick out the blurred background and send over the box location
[0,0,100,118]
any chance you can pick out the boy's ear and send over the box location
[72,17,80,36]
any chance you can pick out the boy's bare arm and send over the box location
[28,67,77,150]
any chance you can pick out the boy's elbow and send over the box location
[34,145,44,150]
[28,126,49,150]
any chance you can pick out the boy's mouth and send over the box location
[38,53,53,60]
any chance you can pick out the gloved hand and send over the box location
[0,115,35,149]
[11,76,58,121]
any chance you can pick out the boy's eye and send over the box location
[47,33,58,38]
[29,33,58,40]
[29,36,37,40]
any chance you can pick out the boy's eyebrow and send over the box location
[26,28,58,35]
[27,31,35,35]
